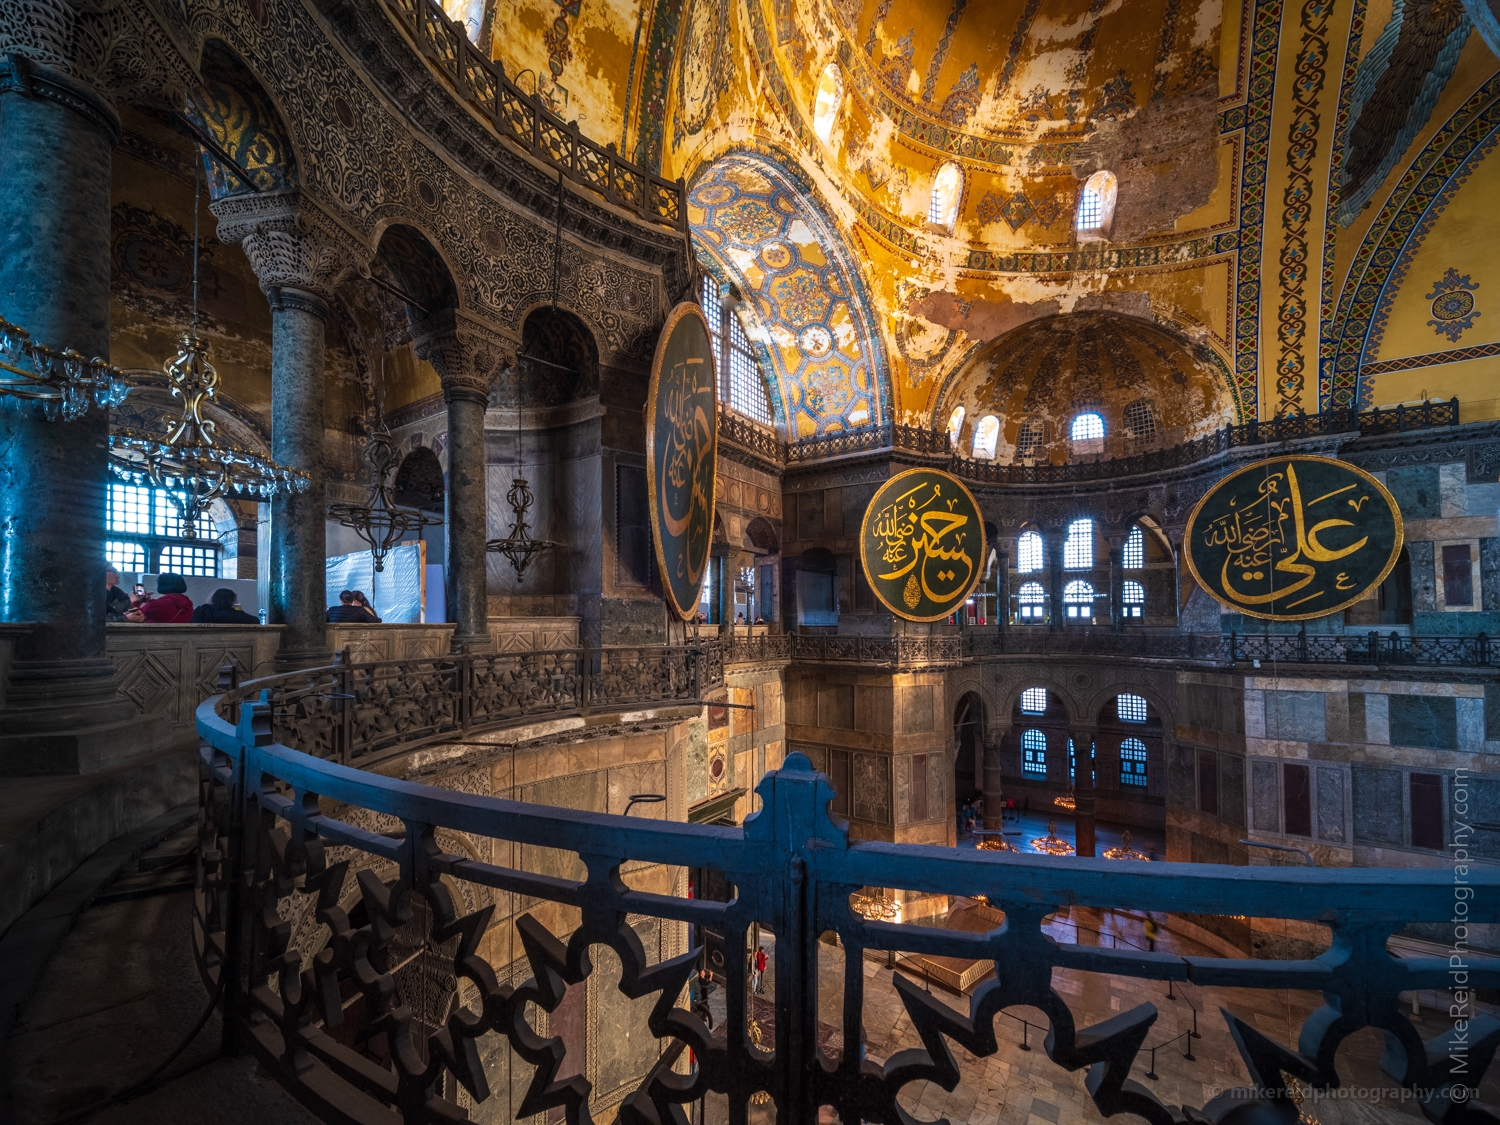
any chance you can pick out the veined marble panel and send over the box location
[106,624,283,741]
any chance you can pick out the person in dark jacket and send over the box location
[191,588,259,624]
[104,565,132,622]
[326,590,378,623]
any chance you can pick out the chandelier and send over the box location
[849,893,900,921]
[1102,830,1151,862]
[329,393,441,572]
[976,835,1021,853]
[109,332,311,527]
[1030,819,1075,857]
[0,314,130,421]
[487,171,569,581]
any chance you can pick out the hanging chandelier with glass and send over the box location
[109,331,311,528]
[328,403,442,572]
[0,314,130,421]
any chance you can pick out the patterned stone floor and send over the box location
[702,906,1498,1125]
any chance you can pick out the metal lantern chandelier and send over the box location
[0,315,131,421]
[108,332,311,527]
[108,154,309,527]
[328,378,441,572]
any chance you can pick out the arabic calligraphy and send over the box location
[860,469,986,621]
[647,303,718,620]
[1185,455,1403,622]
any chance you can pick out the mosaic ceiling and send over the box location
[689,152,889,438]
[946,312,1235,460]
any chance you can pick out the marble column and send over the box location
[995,547,1010,633]
[0,57,143,769]
[1073,727,1098,857]
[413,311,513,652]
[982,725,1009,830]
[1109,543,1125,633]
[1047,527,1066,631]
[213,192,361,667]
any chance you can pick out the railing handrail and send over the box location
[738,398,1462,473]
[377,0,687,232]
[193,699,1500,1124]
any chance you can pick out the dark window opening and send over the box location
[1410,772,1444,850]
[1377,546,1412,624]
[1442,544,1474,607]
[1197,750,1219,816]
[1283,763,1312,837]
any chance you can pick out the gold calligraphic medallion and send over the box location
[860,468,986,622]
[646,301,719,620]
[1184,455,1403,621]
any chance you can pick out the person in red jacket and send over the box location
[126,573,194,623]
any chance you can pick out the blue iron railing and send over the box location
[195,683,1499,1125]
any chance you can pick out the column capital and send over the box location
[0,1,197,114]
[411,309,518,404]
[211,189,367,304]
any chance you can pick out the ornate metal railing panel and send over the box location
[789,633,964,667]
[723,632,792,665]
[381,0,687,231]
[194,698,1500,1125]
[1229,630,1493,667]
[217,644,721,767]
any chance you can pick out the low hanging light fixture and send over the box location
[0,317,130,421]
[108,153,309,527]
[328,362,442,572]
[487,171,569,580]
[1102,829,1151,862]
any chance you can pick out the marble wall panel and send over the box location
[1352,764,1403,845]
[1221,754,1246,828]
[1387,466,1442,519]
[1408,541,1437,611]
[1366,693,1390,744]
[1439,463,1469,517]
[1265,691,1326,742]
[1456,697,1485,751]
[1388,695,1457,750]
[1250,759,1279,832]
[817,683,855,729]
[1482,539,1500,612]
[1316,766,1345,843]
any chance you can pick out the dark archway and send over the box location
[954,693,985,805]
[376,224,459,321]
[188,41,297,199]
[497,306,600,408]
[394,447,444,513]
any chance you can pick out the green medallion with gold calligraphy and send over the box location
[647,301,719,621]
[860,468,987,622]
[1184,455,1404,622]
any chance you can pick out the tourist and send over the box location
[125,573,194,623]
[191,588,259,624]
[752,945,767,994]
[104,565,131,622]
[326,590,376,623]
[351,590,382,622]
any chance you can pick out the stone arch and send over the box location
[393,446,444,512]
[995,676,1080,727]
[1081,678,1176,734]
[687,148,892,440]
[187,39,299,199]
[743,515,779,553]
[952,690,986,802]
[497,304,601,408]
[374,222,460,320]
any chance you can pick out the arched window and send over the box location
[1117,693,1148,723]
[1124,398,1159,437]
[1022,728,1047,775]
[1017,581,1046,621]
[1016,531,1044,574]
[946,404,966,448]
[702,275,773,426]
[1064,579,1095,620]
[813,65,843,143]
[1120,737,1148,786]
[1064,518,1093,570]
[1122,580,1145,618]
[107,482,222,577]
[927,162,963,229]
[972,415,1000,459]
[1070,412,1105,441]
[1075,169,1117,240]
[1123,525,1145,569]
[1015,417,1045,459]
[1020,686,1047,713]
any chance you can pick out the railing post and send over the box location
[1368,631,1379,665]
[1478,633,1490,666]
[461,648,473,731]
[1297,624,1308,663]
[339,647,353,766]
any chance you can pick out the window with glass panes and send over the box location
[1117,693,1148,722]
[1063,579,1094,619]
[1021,687,1047,714]
[107,483,221,576]
[1063,519,1093,568]
[1120,737,1148,786]
[1122,580,1145,617]
[1016,531,1044,573]
[1018,580,1046,621]
[701,277,773,426]
[1123,525,1145,569]
[1021,729,1046,775]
